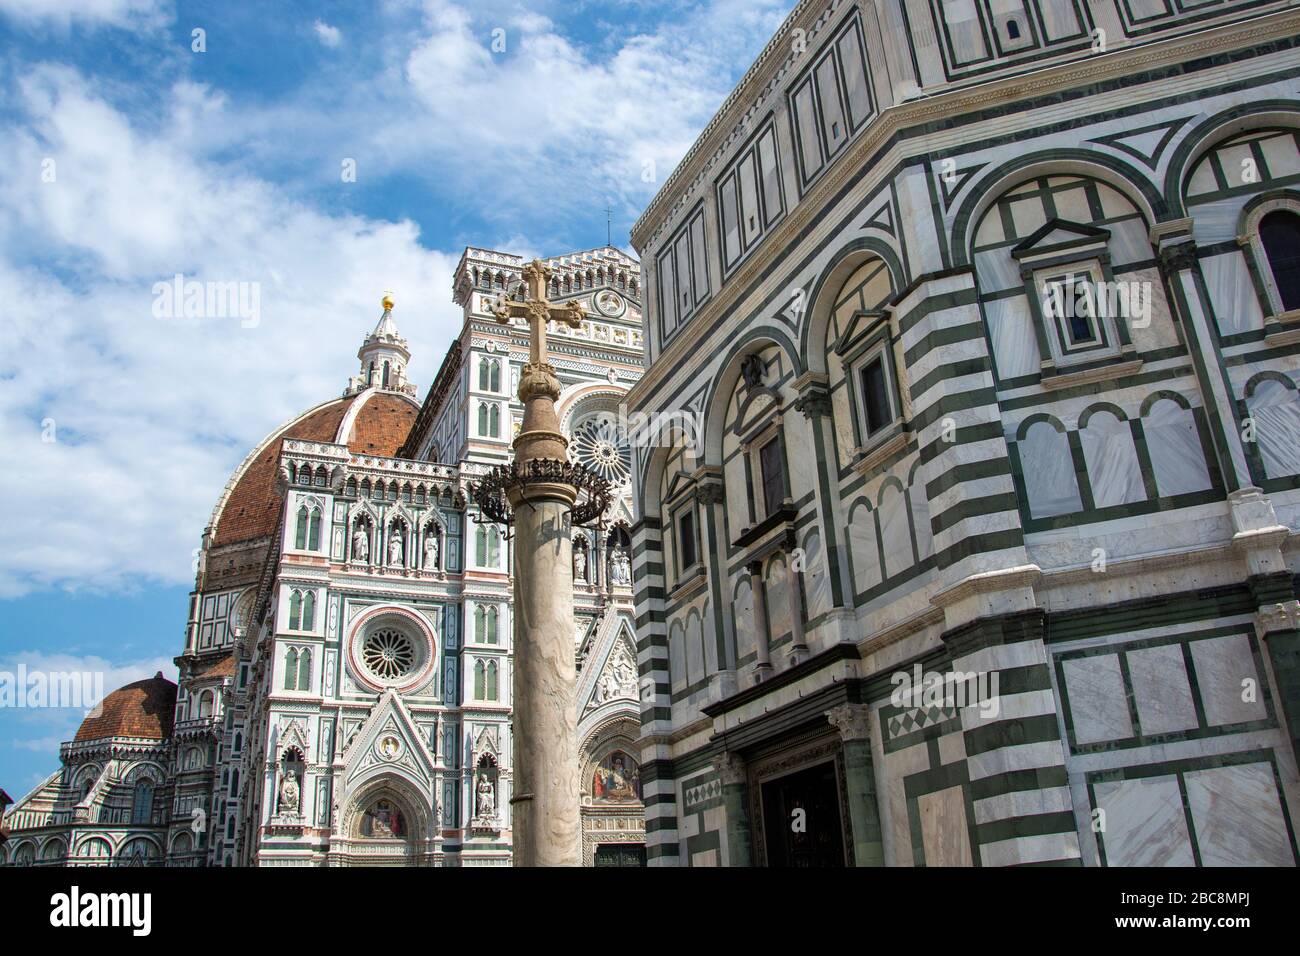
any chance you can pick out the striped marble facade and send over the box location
[628,0,1300,866]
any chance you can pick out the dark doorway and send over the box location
[593,843,646,867]
[760,761,846,867]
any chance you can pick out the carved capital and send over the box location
[1257,600,1300,635]
[716,752,747,787]
[825,703,873,744]
[695,482,726,506]
[793,385,833,420]
[1158,240,1198,276]
[517,362,561,403]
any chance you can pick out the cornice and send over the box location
[628,8,1300,408]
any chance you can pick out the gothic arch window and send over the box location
[382,361,391,387]
[486,660,499,700]
[289,589,314,630]
[131,779,154,824]
[229,768,239,797]
[489,404,501,437]
[478,402,488,435]
[1260,210,1300,313]
[297,648,312,692]
[475,525,500,568]
[294,501,322,551]
[485,606,498,644]
[285,648,299,690]
[198,690,215,719]
[474,659,486,699]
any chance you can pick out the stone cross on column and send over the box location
[488,258,592,866]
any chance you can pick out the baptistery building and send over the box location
[2,246,648,867]
[628,0,1300,866]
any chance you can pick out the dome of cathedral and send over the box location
[210,389,419,548]
[75,672,177,743]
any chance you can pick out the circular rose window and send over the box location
[569,413,631,487]
[363,628,416,681]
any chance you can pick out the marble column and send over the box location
[1256,600,1300,768]
[786,557,809,667]
[505,349,583,866]
[717,752,752,867]
[1155,227,1253,491]
[747,560,773,683]
[826,703,885,867]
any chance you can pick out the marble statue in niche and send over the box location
[475,772,496,818]
[353,528,369,562]
[280,770,300,814]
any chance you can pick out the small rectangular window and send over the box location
[720,173,742,268]
[689,213,710,303]
[678,509,697,572]
[861,355,893,436]
[757,128,783,228]
[658,246,678,334]
[793,79,824,181]
[815,54,847,155]
[759,438,785,517]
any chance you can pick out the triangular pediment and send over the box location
[1011,218,1111,260]
[579,616,639,718]
[342,689,438,786]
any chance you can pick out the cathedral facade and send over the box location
[2,246,647,867]
[628,0,1300,865]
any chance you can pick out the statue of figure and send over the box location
[388,532,403,567]
[573,545,587,581]
[353,528,369,562]
[610,546,629,585]
[424,533,439,570]
[475,773,495,818]
[280,771,300,814]
[618,549,631,585]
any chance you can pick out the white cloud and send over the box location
[391,0,792,224]
[0,0,169,29]
[0,1,796,597]
[0,67,464,597]
[313,19,342,48]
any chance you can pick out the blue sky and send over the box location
[0,0,793,794]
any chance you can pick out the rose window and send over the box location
[569,414,631,487]
[363,628,416,681]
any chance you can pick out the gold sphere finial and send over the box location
[381,290,395,311]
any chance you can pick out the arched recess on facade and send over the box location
[950,150,1165,266]
[578,713,642,805]
[800,238,906,376]
[1164,102,1300,216]
[700,328,802,467]
[342,771,431,846]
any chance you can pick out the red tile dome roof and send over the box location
[75,673,177,743]
[210,390,419,547]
